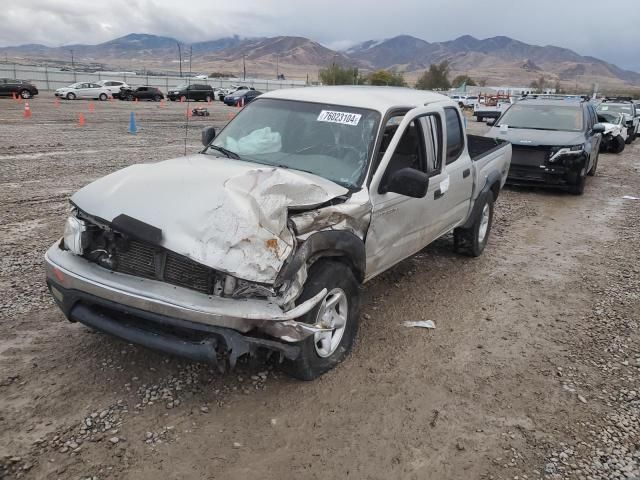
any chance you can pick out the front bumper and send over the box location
[507,152,587,187]
[45,243,327,343]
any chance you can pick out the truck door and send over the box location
[365,105,450,280]
[436,107,474,236]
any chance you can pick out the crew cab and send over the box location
[0,78,39,98]
[45,87,511,380]
[485,96,604,194]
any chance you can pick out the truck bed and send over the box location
[467,134,509,162]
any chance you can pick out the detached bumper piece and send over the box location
[48,281,300,370]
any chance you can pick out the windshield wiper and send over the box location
[207,145,241,159]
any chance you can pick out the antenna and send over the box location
[183,45,193,156]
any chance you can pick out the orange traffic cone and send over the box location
[78,113,86,127]
[159,99,165,108]
[88,102,95,113]
[186,107,192,118]
[207,97,212,105]
[179,96,184,103]
[135,97,139,103]
[23,102,32,118]
[54,97,60,108]
[12,92,17,101]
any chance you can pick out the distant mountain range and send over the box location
[2,33,639,89]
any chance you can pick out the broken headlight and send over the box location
[63,216,89,255]
[548,145,585,163]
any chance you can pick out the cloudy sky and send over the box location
[2,0,640,71]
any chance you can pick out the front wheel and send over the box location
[454,193,494,257]
[569,169,587,195]
[99,93,107,101]
[610,135,626,154]
[281,260,360,381]
[153,95,161,101]
[66,92,76,100]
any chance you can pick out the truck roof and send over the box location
[260,86,453,113]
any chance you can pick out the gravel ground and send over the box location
[0,96,639,480]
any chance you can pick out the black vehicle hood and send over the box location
[485,127,585,147]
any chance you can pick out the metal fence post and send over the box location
[45,65,50,90]
[13,63,17,78]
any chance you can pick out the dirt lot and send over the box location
[1,96,639,480]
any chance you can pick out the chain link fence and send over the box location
[0,64,309,93]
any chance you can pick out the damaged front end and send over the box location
[46,159,372,368]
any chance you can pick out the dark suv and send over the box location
[485,96,604,194]
[119,86,164,101]
[0,78,39,99]
[167,84,214,102]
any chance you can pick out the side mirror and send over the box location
[592,123,606,134]
[486,118,497,126]
[381,168,430,198]
[201,126,216,147]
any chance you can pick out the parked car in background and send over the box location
[596,98,638,144]
[96,80,129,99]
[218,85,251,101]
[597,111,628,153]
[223,89,262,106]
[485,96,604,194]
[167,84,214,102]
[119,86,164,101]
[0,78,39,98]
[44,87,511,380]
[55,83,111,101]
[450,94,479,109]
[473,96,513,122]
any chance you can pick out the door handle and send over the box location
[463,168,471,178]
[434,189,445,200]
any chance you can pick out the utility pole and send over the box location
[177,42,182,77]
[276,54,279,79]
[70,49,76,82]
[243,55,246,81]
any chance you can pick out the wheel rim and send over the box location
[478,203,490,244]
[313,288,348,358]
[21,91,30,99]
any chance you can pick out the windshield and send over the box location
[597,103,632,115]
[207,98,380,188]
[498,104,583,131]
[598,112,622,124]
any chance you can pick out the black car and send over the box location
[485,96,604,195]
[119,86,164,101]
[0,78,38,99]
[167,84,214,102]
[223,89,262,106]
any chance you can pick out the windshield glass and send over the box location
[499,104,583,131]
[207,98,380,188]
[598,103,632,115]
[598,112,622,124]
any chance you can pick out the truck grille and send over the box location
[511,146,549,167]
[111,239,213,295]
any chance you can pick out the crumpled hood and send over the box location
[71,154,349,284]
[600,122,621,136]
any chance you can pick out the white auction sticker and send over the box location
[317,110,361,126]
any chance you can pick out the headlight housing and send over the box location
[63,216,88,255]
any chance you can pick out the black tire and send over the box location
[625,129,634,144]
[569,169,587,195]
[66,92,76,100]
[153,95,161,101]
[19,89,31,99]
[587,151,599,176]
[611,136,626,153]
[475,116,483,122]
[99,93,107,101]
[126,94,134,101]
[281,260,360,381]
[454,192,494,257]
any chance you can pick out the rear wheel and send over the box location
[281,260,360,381]
[454,193,494,257]
[153,95,161,101]
[19,89,31,99]
[66,92,76,100]
[126,94,134,101]
[98,93,107,101]
[476,116,483,122]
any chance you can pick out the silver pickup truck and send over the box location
[45,87,512,380]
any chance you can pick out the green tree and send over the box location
[415,61,451,90]
[451,74,477,88]
[367,69,406,86]
[319,64,359,85]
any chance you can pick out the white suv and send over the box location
[96,80,130,99]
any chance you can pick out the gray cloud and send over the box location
[1,0,639,70]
